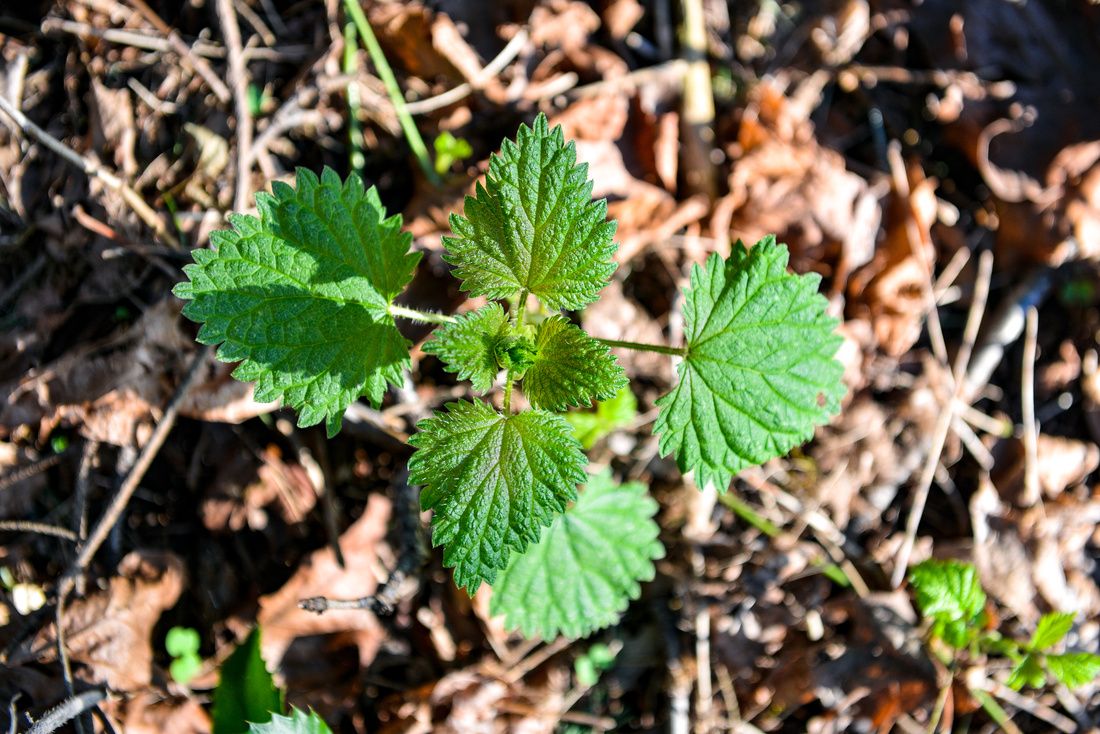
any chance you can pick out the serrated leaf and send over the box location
[909,559,986,645]
[443,113,618,310]
[422,304,510,392]
[1030,611,1075,652]
[409,399,586,593]
[174,167,420,437]
[1007,654,1046,690]
[490,470,664,639]
[523,316,626,411]
[1046,652,1100,689]
[248,708,333,734]
[565,386,638,449]
[212,628,283,734]
[654,237,845,491]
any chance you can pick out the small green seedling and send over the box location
[909,559,1100,691]
[574,642,617,687]
[212,627,332,734]
[565,386,637,449]
[175,114,845,639]
[165,626,202,686]
[432,131,473,175]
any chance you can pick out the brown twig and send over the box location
[215,0,255,213]
[0,521,78,543]
[299,470,427,616]
[127,0,233,102]
[60,347,209,594]
[0,94,179,248]
[1021,307,1040,505]
[891,249,993,587]
[0,453,65,493]
[404,29,530,115]
[22,688,105,734]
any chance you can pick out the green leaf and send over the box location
[165,626,200,657]
[170,653,202,686]
[433,131,473,175]
[443,113,618,310]
[1046,652,1100,689]
[422,304,511,392]
[490,470,664,639]
[174,167,420,437]
[1006,654,1046,690]
[1030,612,1075,652]
[409,400,586,593]
[523,316,627,411]
[654,237,844,491]
[565,386,637,449]
[908,559,986,647]
[248,708,333,734]
[212,628,283,734]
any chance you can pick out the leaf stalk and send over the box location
[597,337,686,356]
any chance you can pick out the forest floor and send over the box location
[2,1,1100,732]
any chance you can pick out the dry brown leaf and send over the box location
[99,692,210,734]
[1,299,276,445]
[717,77,880,293]
[257,493,391,668]
[17,551,184,690]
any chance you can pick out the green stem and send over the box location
[343,0,440,185]
[597,337,687,356]
[503,377,514,413]
[514,289,529,331]
[388,304,456,325]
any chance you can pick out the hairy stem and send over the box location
[597,337,687,356]
[389,304,457,325]
[503,377,514,413]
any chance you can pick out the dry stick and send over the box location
[60,348,209,594]
[216,0,255,213]
[53,597,89,734]
[678,0,717,199]
[0,521,78,543]
[0,453,65,492]
[891,249,993,587]
[403,29,530,115]
[22,688,106,734]
[127,0,232,103]
[0,95,179,248]
[299,470,428,615]
[1020,307,1041,505]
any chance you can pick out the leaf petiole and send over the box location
[597,337,687,357]
[388,304,457,325]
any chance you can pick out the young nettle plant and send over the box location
[909,559,1100,691]
[174,114,845,638]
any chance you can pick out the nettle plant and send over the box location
[174,114,845,638]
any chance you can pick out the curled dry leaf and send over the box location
[257,493,391,668]
[0,299,276,446]
[16,551,184,691]
[716,77,880,293]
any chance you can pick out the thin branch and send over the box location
[0,521,78,542]
[404,29,529,115]
[0,94,179,247]
[1021,307,1040,505]
[891,249,993,587]
[127,0,232,102]
[23,689,106,734]
[0,453,65,492]
[300,470,427,616]
[62,348,209,589]
[216,0,255,213]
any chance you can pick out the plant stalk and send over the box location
[389,304,456,325]
[343,0,440,185]
[597,337,687,356]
